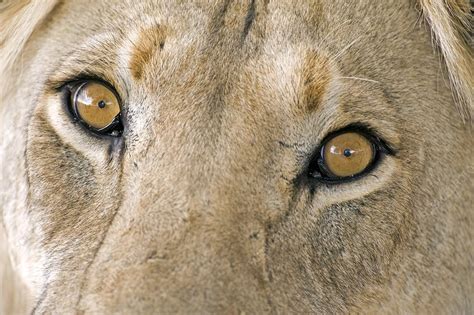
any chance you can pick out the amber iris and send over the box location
[73,82,120,130]
[322,132,375,178]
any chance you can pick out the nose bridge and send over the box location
[79,22,292,308]
[79,106,282,312]
[131,108,274,239]
[132,74,283,222]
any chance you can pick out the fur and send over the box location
[0,0,473,313]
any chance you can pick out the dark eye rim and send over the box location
[308,124,394,184]
[61,78,124,137]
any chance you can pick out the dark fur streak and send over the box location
[277,140,296,149]
[242,0,256,41]
[277,140,307,154]
[214,0,232,29]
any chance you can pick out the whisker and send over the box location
[338,76,381,84]
[328,36,362,63]
[318,19,351,46]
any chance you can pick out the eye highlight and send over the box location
[66,80,123,136]
[310,128,390,183]
[323,132,375,177]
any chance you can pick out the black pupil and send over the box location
[98,100,106,108]
[343,148,352,157]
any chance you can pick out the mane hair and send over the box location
[0,2,58,312]
[418,0,473,122]
[0,0,58,99]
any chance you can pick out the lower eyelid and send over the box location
[316,150,391,186]
[312,156,397,210]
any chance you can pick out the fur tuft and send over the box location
[418,0,474,122]
[0,0,58,94]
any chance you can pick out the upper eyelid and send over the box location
[45,52,129,101]
[63,77,122,99]
[318,124,397,156]
[50,71,123,94]
[64,79,125,118]
[52,75,127,124]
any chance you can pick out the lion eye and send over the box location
[70,81,122,135]
[311,131,380,181]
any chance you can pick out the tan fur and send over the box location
[0,0,473,314]
[300,52,332,113]
[129,25,168,80]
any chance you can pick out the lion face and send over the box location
[1,0,473,313]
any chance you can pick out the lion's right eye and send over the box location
[67,81,123,136]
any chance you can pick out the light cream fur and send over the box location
[418,0,473,121]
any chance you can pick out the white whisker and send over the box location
[319,20,351,46]
[338,76,381,84]
[329,36,362,63]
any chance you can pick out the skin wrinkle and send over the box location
[24,93,41,217]
[262,165,312,310]
[207,0,266,53]
[261,156,312,313]
[0,0,473,313]
[29,113,98,231]
[74,189,124,311]
[27,111,96,312]
[77,127,127,312]
[73,136,126,312]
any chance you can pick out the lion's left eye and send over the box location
[67,81,123,136]
[309,129,386,182]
